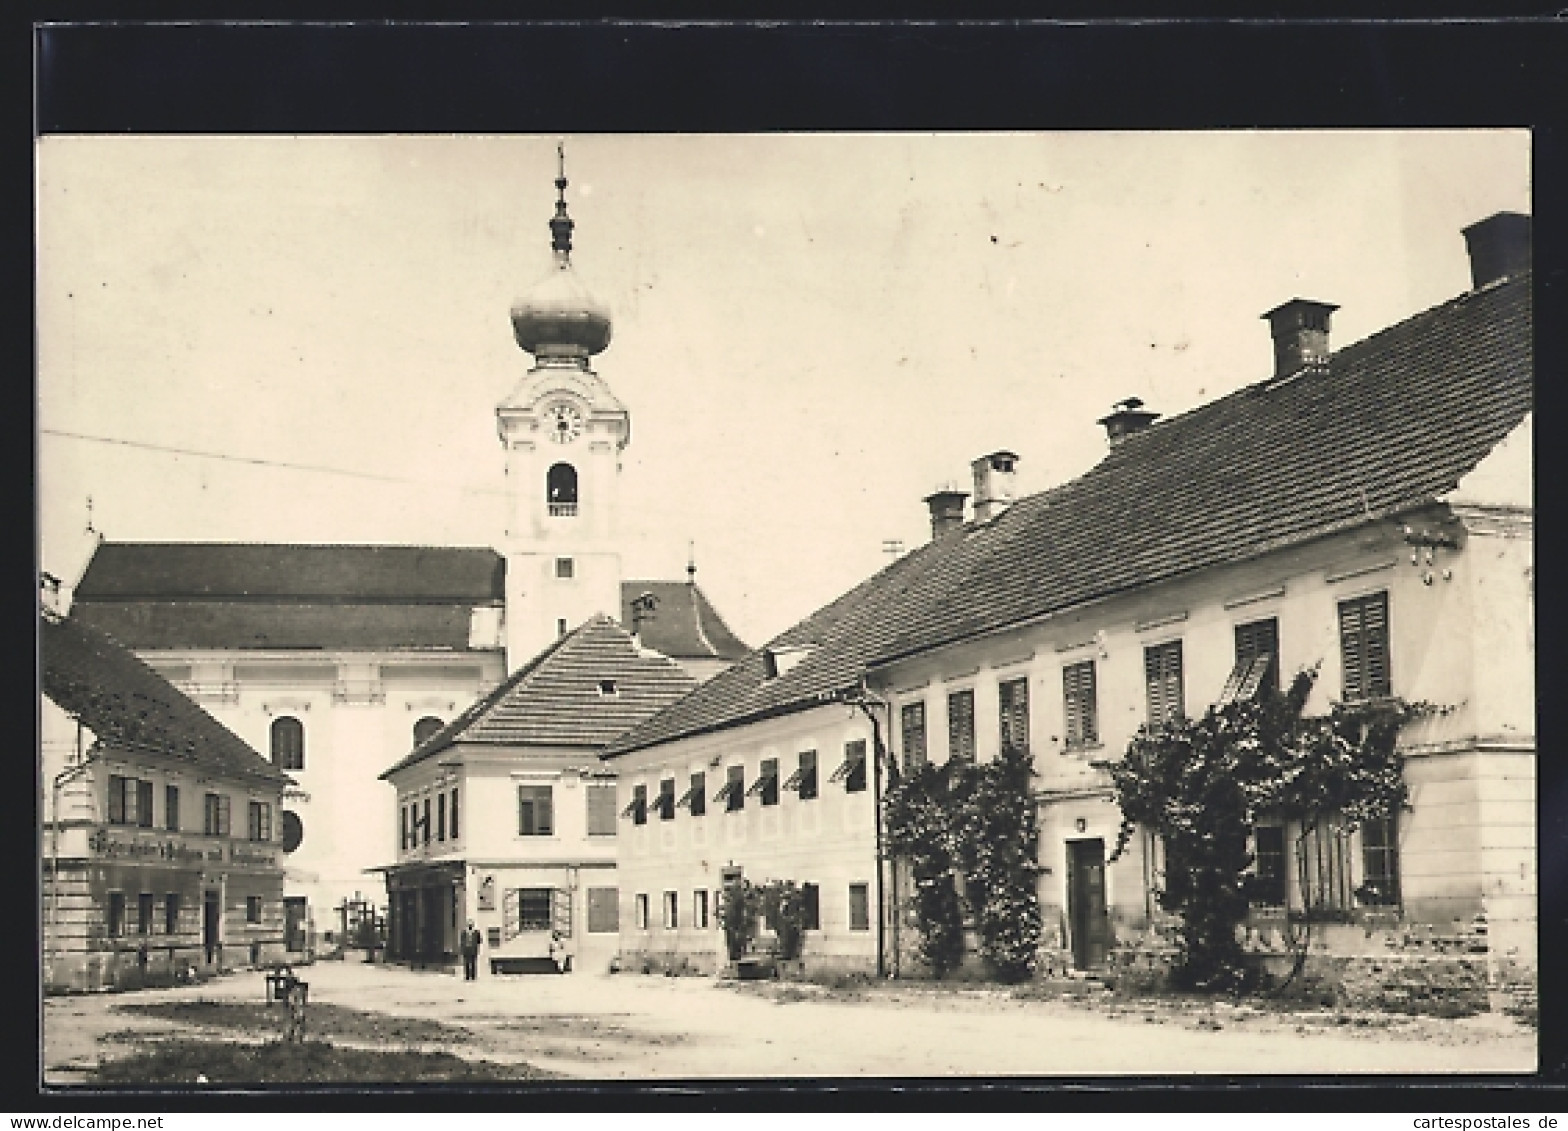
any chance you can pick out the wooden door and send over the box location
[1067,839,1110,970]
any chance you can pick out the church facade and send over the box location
[64,150,747,955]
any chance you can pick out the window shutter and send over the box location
[218,795,231,837]
[136,779,154,828]
[108,776,126,825]
[1339,599,1365,699]
[1363,593,1390,697]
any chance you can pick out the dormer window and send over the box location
[761,645,812,679]
[547,462,578,517]
[598,679,618,697]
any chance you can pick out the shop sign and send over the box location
[228,843,279,868]
[283,786,311,803]
[88,830,221,864]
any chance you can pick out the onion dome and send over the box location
[509,145,612,362]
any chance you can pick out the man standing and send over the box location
[460,920,482,981]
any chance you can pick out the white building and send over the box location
[378,614,697,975]
[62,153,747,950]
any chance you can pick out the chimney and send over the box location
[1096,397,1161,449]
[923,488,969,540]
[1462,212,1531,290]
[1262,298,1338,381]
[971,451,1019,523]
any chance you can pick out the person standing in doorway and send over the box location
[460,920,482,981]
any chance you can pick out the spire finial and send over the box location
[549,141,574,261]
[85,495,95,536]
[686,540,697,584]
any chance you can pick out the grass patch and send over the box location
[116,1000,470,1045]
[89,1039,553,1084]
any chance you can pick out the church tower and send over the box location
[497,147,629,671]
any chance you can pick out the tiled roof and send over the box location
[622,580,750,660]
[609,273,1532,755]
[70,544,748,658]
[41,610,288,786]
[70,602,485,652]
[73,543,506,603]
[380,614,699,777]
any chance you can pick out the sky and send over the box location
[36,131,1531,647]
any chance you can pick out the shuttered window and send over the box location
[656,777,677,820]
[1062,661,1098,748]
[748,759,780,805]
[678,772,707,817]
[947,689,976,764]
[586,887,620,933]
[450,788,460,840]
[586,780,617,835]
[724,765,745,811]
[1339,592,1391,700]
[204,793,230,837]
[998,677,1030,755]
[1144,641,1185,726]
[165,785,180,832]
[901,702,928,771]
[624,783,648,825]
[1220,618,1279,706]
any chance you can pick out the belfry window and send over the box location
[271,717,305,771]
[547,463,579,517]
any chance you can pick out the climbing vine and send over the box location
[883,747,1043,983]
[1103,667,1436,993]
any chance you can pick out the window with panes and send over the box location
[246,896,262,923]
[1062,660,1098,748]
[137,892,154,935]
[1360,814,1400,906]
[518,785,554,836]
[1251,825,1286,906]
[1144,640,1185,725]
[662,891,679,930]
[901,701,928,771]
[247,800,272,842]
[634,893,650,931]
[999,677,1030,755]
[693,889,710,930]
[164,784,180,832]
[848,884,871,932]
[948,689,976,763]
[203,793,230,837]
[1339,592,1391,701]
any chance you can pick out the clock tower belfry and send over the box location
[497,146,629,671]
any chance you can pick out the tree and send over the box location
[1103,668,1430,992]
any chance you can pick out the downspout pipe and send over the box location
[844,678,894,980]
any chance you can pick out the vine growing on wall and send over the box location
[1102,666,1437,993]
[883,747,1043,983]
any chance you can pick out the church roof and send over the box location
[622,580,750,661]
[380,614,698,777]
[608,271,1532,756]
[41,609,288,786]
[69,543,747,658]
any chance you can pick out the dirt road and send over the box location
[43,961,1536,1082]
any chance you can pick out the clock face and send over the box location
[546,403,585,444]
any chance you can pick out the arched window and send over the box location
[271,716,305,771]
[547,463,578,517]
[413,716,444,746]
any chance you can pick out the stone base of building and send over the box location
[45,940,290,994]
[614,946,877,981]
